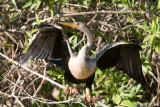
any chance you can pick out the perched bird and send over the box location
[20,22,146,102]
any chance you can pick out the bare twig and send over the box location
[99,21,118,29]
[12,94,25,107]
[61,10,146,17]
[0,52,65,89]
[73,33,86,50]
[33,59,47,97]
[4,32,18,44]
[60,2,88,8]
[0,10,146,16]
[87,3,99,25]
[99,19,145,31]
[0,10,20,14]
[96,100,108,107]
[0,91,13,97]
[149,95,158,107]
[24,77,40,92]
[121,19,145,30]
[20,17,53,30]
[3,77,41,106]
[0,29,23,34]
[0,52,109,107]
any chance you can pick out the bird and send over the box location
[20,22,147,102]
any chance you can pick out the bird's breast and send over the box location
[68,57,96,80]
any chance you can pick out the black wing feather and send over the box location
[35,33,54,59]
[116,45,145,85]
[19,25,62,64]
[97,41,146,86]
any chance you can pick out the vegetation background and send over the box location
[0,0,159,107]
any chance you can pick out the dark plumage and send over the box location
[19,25,64,63]
[20,22,147,101]
[96,42,146,86]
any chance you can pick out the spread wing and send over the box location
[96,41,146,86]
[19,24,63,64]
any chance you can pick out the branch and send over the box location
[61,10,146,17]
[121,19,145,30]
[0,52,108,107]
[60,2,88,8]
[12,94,25,107]
[0,52,64,89]
[0,29,23,34]
[0,10,146,16]
[0,91,87,107]
[20,17,53,30]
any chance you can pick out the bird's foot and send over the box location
[83,88,96,104]
[64,84,69,94]
[69,87,78,95]
[83,94,96,104]
[83,94,91,102]
[64,84,78,96]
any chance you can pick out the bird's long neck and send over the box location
[77,26,93,60]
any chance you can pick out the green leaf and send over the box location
[129,86,136,95]
[120,0,128,4]
[11,0,17,6]
[35,13,40,25]
[94,32,113,43]
[131,0,135,7]
[3,41,7,44]
[25,30,32,39]
[65,28,81,36]
[112,94,121,104]
[47,67,63,77]
[22,0,32,9]
[149,34,155,45]
[30,100,36,107]
[69,36,76,43]
[22,36,30,54]
[122,93,133,97]
[47,70,60,76]
[151,18,157,33]
[135,84,141,93]
[31,28,40,34]
[73,36,78,47]
[91,50,96,55]
[158,0,160,9]
[119,85,126,92]
[143,35,151,43]
[36,0,41,10]
[30,3,36,10]
[156,18,159,32]
[142,65,153,75]
[49,0,54,10]
[120,100,136,107]
[95,69,102,75]
[58,88,64,101]
[117,4,128,8]
[155,33,160,38]
[96,73,106,83]
[83,0,87,6]
[141,44,149,48]
[50,10,53,17]
[136,23,151,33]
[23,43,30,53]
[127,17,135,23]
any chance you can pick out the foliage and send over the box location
[0,0,159,107]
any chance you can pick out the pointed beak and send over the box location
[57,22,78,28]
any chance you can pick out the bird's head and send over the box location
[58,22,86,31]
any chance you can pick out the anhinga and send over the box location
[20,22,146,102]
